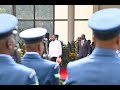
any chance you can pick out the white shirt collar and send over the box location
[25,52,39,55]
[52,39,57,42]
[116,50,119,52]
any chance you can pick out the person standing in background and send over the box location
[12,30,21,64]
[88,40,92,54]
[55,35,59,40]
[77,34,91,59]
[91,41,96,51]
[49,35,62,64]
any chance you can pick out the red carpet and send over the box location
[60,68,68,80]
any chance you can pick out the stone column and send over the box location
[68,5,74,44]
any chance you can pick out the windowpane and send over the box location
[0,5,12,14]
[55,21,68,44]
[35,5,53,20]
[16,5,34,19]
[74,21,93,41]
[55,5,68,19]
[18,21,34,31]
[35,21,53,37]
[75,5,93,19]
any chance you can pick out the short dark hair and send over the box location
[93,29,120,40]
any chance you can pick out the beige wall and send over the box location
[54,5,120,44]
[75,5,93,19]
[55,5,68,19]
[74,5,93,42]
[74,21,93,41]
[55,21,68,44]
[74,5,120,42]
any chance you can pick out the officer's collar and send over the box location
[91,47,118,57]
[25,52,39,55]
[23,52,42,60]
[0,54,15,63]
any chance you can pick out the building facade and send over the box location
[0,5,119,45]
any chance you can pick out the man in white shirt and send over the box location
[49,35,62,62]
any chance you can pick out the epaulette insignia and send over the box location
[54,73,60,78]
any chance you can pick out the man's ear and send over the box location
[38,43,41,51]
[39,42,44,55]
[5,39,10,49]
[7,39,12,49]
[117,36,120,45]
[119,35,120,43]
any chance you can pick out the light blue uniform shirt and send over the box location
[0,54,38,85]
[65,47,120,85]
[21,52,60,85]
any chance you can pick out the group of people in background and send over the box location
[48,33,96,61]
[1,8,120,85]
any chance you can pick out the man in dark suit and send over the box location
[77,34,91,59]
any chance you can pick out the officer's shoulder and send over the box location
[15,64,37,81]
[15,63,35,74]
[67,57,90,69]
[44,59,59,68]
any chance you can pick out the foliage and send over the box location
[18,40,26,57]
[62,41,76,50]
[60,80,64,85]
[62,42,77,62]
[18,40,24,49]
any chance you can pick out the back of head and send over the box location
[0,13,18,55]
[88,8,120,40]
[88,8,120,50]
[19,28,47,55]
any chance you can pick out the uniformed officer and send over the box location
[19,28,60,85]
[64,8,120,85]
[12,30,21,64]
[0,13,38,85]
